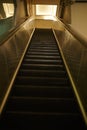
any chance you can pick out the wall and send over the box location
[34,19,53,28]
[63,5,71,24]
[15,0,27,25]
[71,3,87,39]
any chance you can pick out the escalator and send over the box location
[0,29,86,129]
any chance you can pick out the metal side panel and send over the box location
[0,18,35,115]
[53,20,87,126]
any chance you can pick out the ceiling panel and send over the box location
[32,0,60,5]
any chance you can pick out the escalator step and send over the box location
[7,97,79,113]
[25,55,60,60]
[18,69,66,77]
[28,49,59,52]
[21,63,64,70]
[30,44,57,48]
[23,59,62,64]
[15,76,69,86]
[1,112,85,129]
[29,46,58,50]
[11,85,74,98]
[27,51,60,56]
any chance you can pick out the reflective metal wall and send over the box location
[0,18,34,113]
[53,19,87,123]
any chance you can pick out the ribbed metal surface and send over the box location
[0,29,86,129]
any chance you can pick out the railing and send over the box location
[53,18,87,125]
[0,17,35,115]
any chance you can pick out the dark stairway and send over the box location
[0,29,86,129]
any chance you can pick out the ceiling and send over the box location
[32,0,60,5]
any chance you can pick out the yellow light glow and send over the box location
[3,3,14,18]
[36,5,57,16]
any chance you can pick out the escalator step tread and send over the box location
[25,55,61,59]
[15,76,69,86]
[11,85,74,98]
[1,112,86,129]
[6,96,79,113]
[27,52,60,56]
[21,63,64,71]
[18,69,67,77]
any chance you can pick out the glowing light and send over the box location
[3,3,14,18]
[36,5,57,16]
